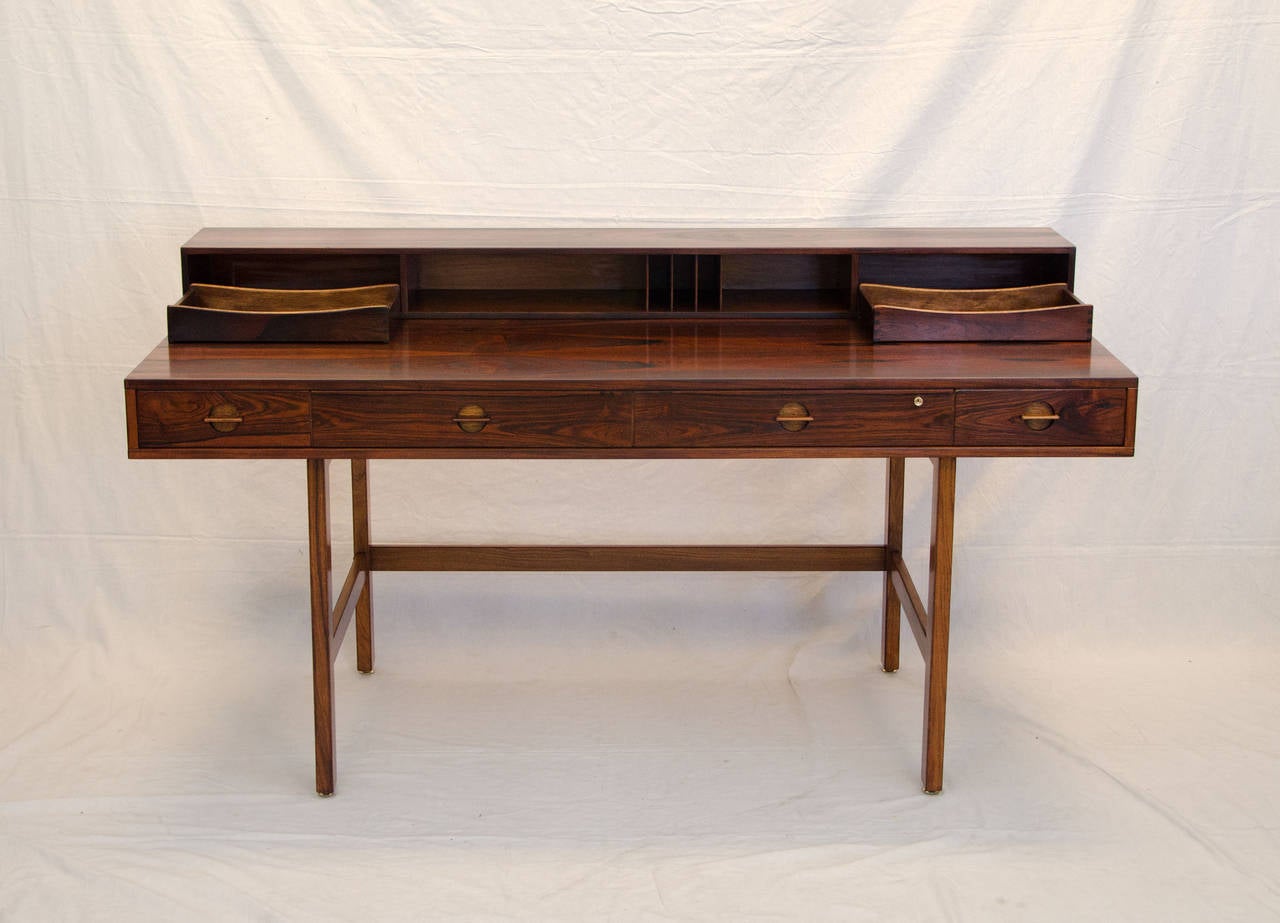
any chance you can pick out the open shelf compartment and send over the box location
[409,251,647,315]
[720,253,853,313]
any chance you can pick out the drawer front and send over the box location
[633,390,955,448]
[954,389,1127,446]
[311,391,632,448]
[135,390,310,447]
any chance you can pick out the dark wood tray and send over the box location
[859,282,1092,342]
[167,283,399,343]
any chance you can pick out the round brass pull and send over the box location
[203,402,243,433]
[451,404,492,433]
[1020,401,1060,431]
[775,401,813,432]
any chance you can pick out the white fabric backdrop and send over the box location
[3,2,1278,919]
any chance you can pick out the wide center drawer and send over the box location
[311,391,632,448]
[633,390,955,447]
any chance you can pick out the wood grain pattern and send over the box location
[307,459,335,796]
[167,283,397,344]
[882,458,905,672]
[889,551,929,660]
[135,389,310,447]
[415,251,647,291]
[954,388,1127,446]
[169,302,392,343]
[128,442,1138,461]
[124,387,139,451]
[869,295,1092,343]
[183,252,401,294]
[180,230,1076,321]
[408,288,648,315]
[329,556,365,656]
[351,459,374,675]
[720,253,851,291]
[922,457,956,794]
[857,252,1072,292]
[368,544,888,572]
[634,390,955,448]
[312,391,633,448]
[1125,387,1139,448]
[128,318,1137,393]
[124,228,1140,798]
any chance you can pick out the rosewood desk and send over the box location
[124,228,1138,795]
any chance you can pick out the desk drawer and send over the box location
[135,390,310,447]
[634,390,955,448]
[311,391,632,448]
[954,389,1127,446]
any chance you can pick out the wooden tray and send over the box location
[859,282,1092,342]
[167,283,399,343]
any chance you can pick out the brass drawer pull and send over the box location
[452,404,492,433]
[203,403,243,433]
[776,401,813,432]
[1020,401,1060,431]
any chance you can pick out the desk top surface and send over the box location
[126,317,1136,391]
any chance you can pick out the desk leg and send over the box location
[922,457,956,794]
[307,459,336,796]
[881,457,905,673]
[352,459,374,674]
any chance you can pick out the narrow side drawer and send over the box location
[954,389,1127,446]
[135,390,311,447]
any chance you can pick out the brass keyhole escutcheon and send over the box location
[775,401,814,432]
[913,395,924,407]
[1020,400,1060,431]
[203,402,243,433]
[452,403,492,433]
